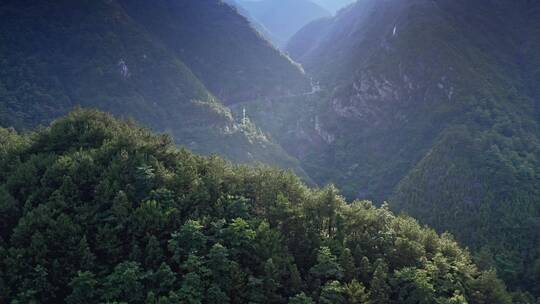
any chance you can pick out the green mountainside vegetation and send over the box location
[118,0,310,104]
[236,0,540,297]
[0,0,308,174]
[2,0,540,302]
[0,110,513,303]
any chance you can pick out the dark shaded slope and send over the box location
[119,0,310,105]
[0,0,211,130]
[222,0,282,46]
[279,0,540,296]
[0,0,308,176]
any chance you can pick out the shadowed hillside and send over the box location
[0,0,310,176]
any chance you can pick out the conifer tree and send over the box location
[287,263,303,296]
[357,256,372,284]
[147,263,176,297]
[145,235,164,269]
[289,292,314,304]
[320,280,345,304]
[66,271,99,304]
[339,248,357,282]
[345,279,371,304]
[102,262,145,303]
[310,247,344,283]
[178,272,203,304]
[263,258,283,303]
[76,236,95,271]
[370,260,391,304]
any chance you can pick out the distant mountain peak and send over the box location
[231,0,331,47]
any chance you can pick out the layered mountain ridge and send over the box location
[228,0,331,48]
[236,0,540,295]
[0,0,310,176]
[312,0,357,14]
[118,0,311,104]
[1,0,540,300]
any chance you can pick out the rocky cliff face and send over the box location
[285,0,540,203]
[277,0,540,294]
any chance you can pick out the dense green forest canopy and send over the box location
[0,110,514,303]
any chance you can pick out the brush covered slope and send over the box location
[0,0,308,174]
[265,0,540,296]
[0,110,512,303]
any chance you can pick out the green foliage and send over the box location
[370,261,391,304]
[102,262,146,303]
[393,268,435,304]
[310,246,344,282]
[168,220,207,264]
[469,271,512,304]
[289,292,314,304]
[0,0,309,178]
[0,111,513,303]
[339,247,357,282]
[178,272,203,304]
[147,263,176,297]
[345,279,371,304]
[319,280,346,304]
[259,0,540,298]
[66,271,99,304]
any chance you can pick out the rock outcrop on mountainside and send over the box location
[243,0,540,295]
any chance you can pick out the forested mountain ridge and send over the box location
[0,0,309,175]
[0,110,513,303]
[118,0,310,104]
[1,0,539,302]
[237,0,540,297]
[222,0,282,47]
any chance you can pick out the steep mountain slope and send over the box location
[118,0,310,105]
[235,0,331,48]
[265,0,540,295]
[0,0,209,130]
[222,0,281,45]
[0,110,512,303]
[0,0,308,175]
